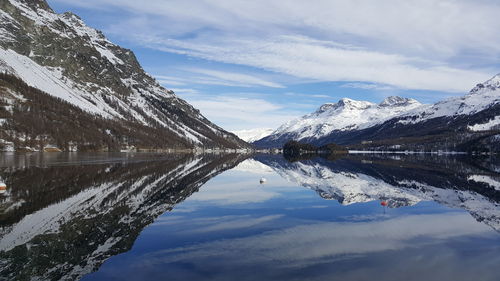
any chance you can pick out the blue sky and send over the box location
[48,0,500,131]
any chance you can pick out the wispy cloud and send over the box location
[169,88,200,95]
[186,95,299,131]
[184,68,284,88]
[285,92,333,99]
[142,35,491,92]
[49,0,500,132]
[341,82,395,91]
[155,75,188,86]
[310,94,331,98]
[52,0,500,92]
[154,68,283,89]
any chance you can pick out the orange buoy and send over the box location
[380,201,388,207]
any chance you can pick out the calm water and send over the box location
[1,152,499,281]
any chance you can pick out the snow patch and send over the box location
[0,48,112,117]
[469,116,500,131]
[468,175,500,191]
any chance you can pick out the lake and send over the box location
[0,152,499,281]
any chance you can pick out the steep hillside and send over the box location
[0,0,248,151]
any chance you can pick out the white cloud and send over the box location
[284,92,333,99]
[154,68,284,89]
[52,0,500,92]
[310,94,331,98]
[155,75,188,86]
[341,82,395,91]
[186,96,299,131]
[144,35,491,92]
[169,88,199,95]
[184,68,284,88]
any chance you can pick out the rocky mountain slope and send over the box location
[255,76,500,151]
[0,0,248,151]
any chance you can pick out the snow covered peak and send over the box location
[400,74,500,123]
[469,73,500,95]
[338,98,373,109]
[379,96,420,107]
[232,128,274,143]
[316,103,337,113]
[314,97,418,116]
[256,75,499,148]
[314,98,374,115]
[267,96,423,141]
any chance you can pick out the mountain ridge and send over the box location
[255,76,500,151]
[257,95,424,145]
[0,0,249,151]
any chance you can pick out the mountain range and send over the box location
[255,76,500,152]
[0,0,248,151]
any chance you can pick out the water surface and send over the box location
[0,153,499,281]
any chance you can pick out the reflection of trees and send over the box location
[338,154,500,202]
[0,153,248,280]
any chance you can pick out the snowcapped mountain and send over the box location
[255,75,500,151]
[270,96,422,140]
[398,74,500,128]
[232,128,274,143]
[0,0,248,150]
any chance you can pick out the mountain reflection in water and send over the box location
[0,153,499,281]
[0,153,247,280]
[256,154,500,232]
